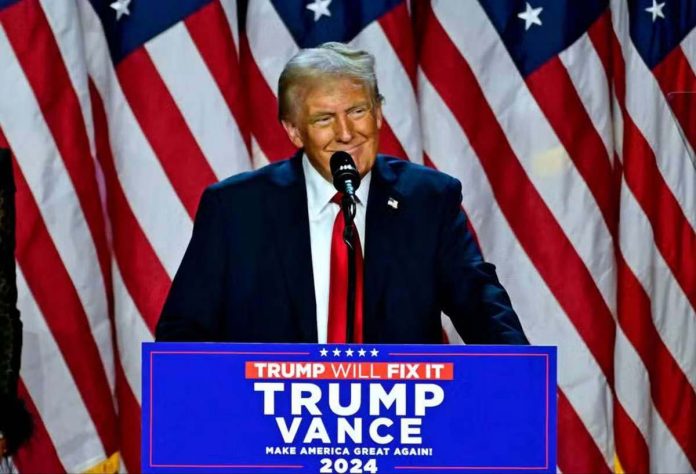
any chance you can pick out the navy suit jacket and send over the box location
[156,152,528,344]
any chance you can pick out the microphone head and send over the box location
[330,151,361,194]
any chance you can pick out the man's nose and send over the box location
[334,114,354,143]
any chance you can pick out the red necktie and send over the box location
[327,194,364,343]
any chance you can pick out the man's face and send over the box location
[282,77,383,181]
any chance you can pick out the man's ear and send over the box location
[374,104,383,130]
[281,120,304,148]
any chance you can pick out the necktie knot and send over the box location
[330,192,342,205]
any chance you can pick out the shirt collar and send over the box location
[303,153,371,218]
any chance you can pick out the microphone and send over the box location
[330,151,361,199]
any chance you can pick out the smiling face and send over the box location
[281,76,383,181]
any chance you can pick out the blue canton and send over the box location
[269,0,402,47]
[478,0,608,77]
[629,0,696,70]
[89,0,213,64]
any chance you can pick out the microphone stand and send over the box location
[340,193,357,343]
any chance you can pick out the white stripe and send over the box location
[37,0,96,159]
[0,24,115,391]
[619,184,696,391]
[432,0,617,317]
[146,22,250,180]
[251,136,271,170]
[559,34,614,162]
[351,24,423,163]
[419,71,614,465]
[610,0,696,230]
[16,268,106,472]
[113,261,154,405]
[79,0,192,278]
[680,27,696,87]
[612,91,624,161]
[246,0,299,93]
[614,327,693,472]
[219,0,240,56]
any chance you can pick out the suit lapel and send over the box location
[266,151,318,342]
[364,156,400,341]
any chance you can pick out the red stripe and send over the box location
[557,390,612,473]
[115,361,141,474]
[378,1,417,90]
[90,81,169,331]
[420,3,615,383]
[617,251,696,467]
[652,46,696,154]
[526,56,618,237]
[0,126,7,147]
[378,119,408,159]
[117,48,217,217]
[0,0,114,333]
[14,381,65,474]
[185,0,251,154]
[13,167,117,455]
[614,396,650,473]
[239,35,296,162]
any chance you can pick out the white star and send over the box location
[358,348,366,357]
[370,348,379,357]
[517,2,543,31]
[320,348,328,357]
[333,348,341,357]
[110,0,131,21]
[306,0,332,22]
[345,348,354,357]
[645,0,666,21]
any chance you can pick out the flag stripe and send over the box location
[239,34,296,161]
[90,81,170,331]
[79,0,193,279]
[15,265,108,471]
[422,2,616,383]
[146,21,249,181]
[525,56,617,236]
[116,48,216,217]
[377,2,417,89]
[558,390,612,473]
[185,0,251,154]
[652,46,696,154]
[613,392,650,473]
[352,20,422,163]
[0,0,112,314]
[616,249,695,470]
[378,119,408,159]
[12,167,117,456]
[418,67,613,470]
[14,382,65,474]
[114,359,141,474]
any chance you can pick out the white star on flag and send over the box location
[345,348,354,357]
[306,0,332,22]
[358,348,366,357]
[110,0,131,21]
[332,348,341,356]
[517,2,543,31]
[370,348,379,357]
[645,0,666,21]
[319,348,328,357]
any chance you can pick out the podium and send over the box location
[142,343,556,473]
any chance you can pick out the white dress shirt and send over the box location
[303,154,371,343]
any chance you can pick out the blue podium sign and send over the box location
[142,343,556,473]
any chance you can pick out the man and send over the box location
[156,42,528,345]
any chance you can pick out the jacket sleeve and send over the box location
[436,178,529,344]
[156,187,228,341]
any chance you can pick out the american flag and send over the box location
[0,0,693,472]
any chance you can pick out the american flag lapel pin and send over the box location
[387,197,399,209]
